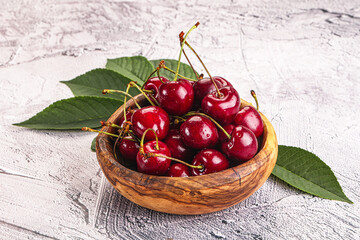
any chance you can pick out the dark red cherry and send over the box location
[136,140,171,175]
[163,129,195,161]
[221,125,258,163]
[158,79,194,116]
[201,86,240,125]
[131,106,170,141]
[234,106,264,137]
[191,149,230,176]
[168,163,190,177]
[143,76,169,102]
[180,115,219,149]
[219,124,235,143]
[193,76,233,106]
[118,136,140,163]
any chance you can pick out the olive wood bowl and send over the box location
[96,94,278,215]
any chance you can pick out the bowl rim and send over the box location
[96,94,277,189]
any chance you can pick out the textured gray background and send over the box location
[1,0,359,239]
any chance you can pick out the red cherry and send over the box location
[234,106,264,137]
[118,136,140,163]
[131,106,170,141]
[143,76,169,102]
[158,79,194,116]
[168,163,190,177]
[163,129,195,161]
[221,125,258,163]
[191,149,230,176]
[201,86,240,125]
[193,76,233,106]
[180,115,219,149]
[136,140,171,175]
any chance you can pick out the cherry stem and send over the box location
[173,22,199,82]
[103,89,141,109]
[184,112,231,140]
[123,84,132,122]
[183,40,222,97]
[161,65,197,82]
[82,127,119,138]
[129,82,157,106]
[140,128,159,150]
[144,68,158,84]
[251,90,259,111]
[100,121,122,129]
[153,154,203,170]
[179,32,200,80]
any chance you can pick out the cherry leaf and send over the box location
[13,96,123,130]
[272,145,353,203]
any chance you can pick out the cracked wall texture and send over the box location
[0,0,359,239]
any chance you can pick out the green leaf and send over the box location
[91,137,96,152]
[106,56,154,85]
[61,69,140,100]
[272,145,352,203]
[150,59,198,81]
[13,96,123,130]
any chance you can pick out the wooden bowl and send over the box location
[96,94,278,215]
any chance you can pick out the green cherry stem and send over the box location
[140,128,159,152]
[183,40,222,97]
[251,90,259,111]
[103,89,141,109]
[173,22,200,82]
[179,31,200,80]
[153,154,204,170]
[100,121,122,129]
[82,127,119,138]
[161,65,197,82]
[184,112,231,140]
[128,82,157,106]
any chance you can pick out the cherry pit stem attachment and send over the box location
[251,90,259,111]
[184,112,231,140]
[173,22,200,82]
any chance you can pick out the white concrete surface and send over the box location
[0,0,359,239]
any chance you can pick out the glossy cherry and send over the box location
[158,79,194,116]
[131,106,170,141]
[163,129,195,161]
[234,106,264,138]
[191,149,230,176]
[180,115,219,149]
[193,76,233,106]
[201,86,240,125]
[221,125,258,163]
[143,76,169,102]
[168,163,190,177]
[118,136,140,163]
[136,140,171,175]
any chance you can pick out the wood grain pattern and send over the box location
[96,94,278,215]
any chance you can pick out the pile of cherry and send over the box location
[83,22,264,177]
